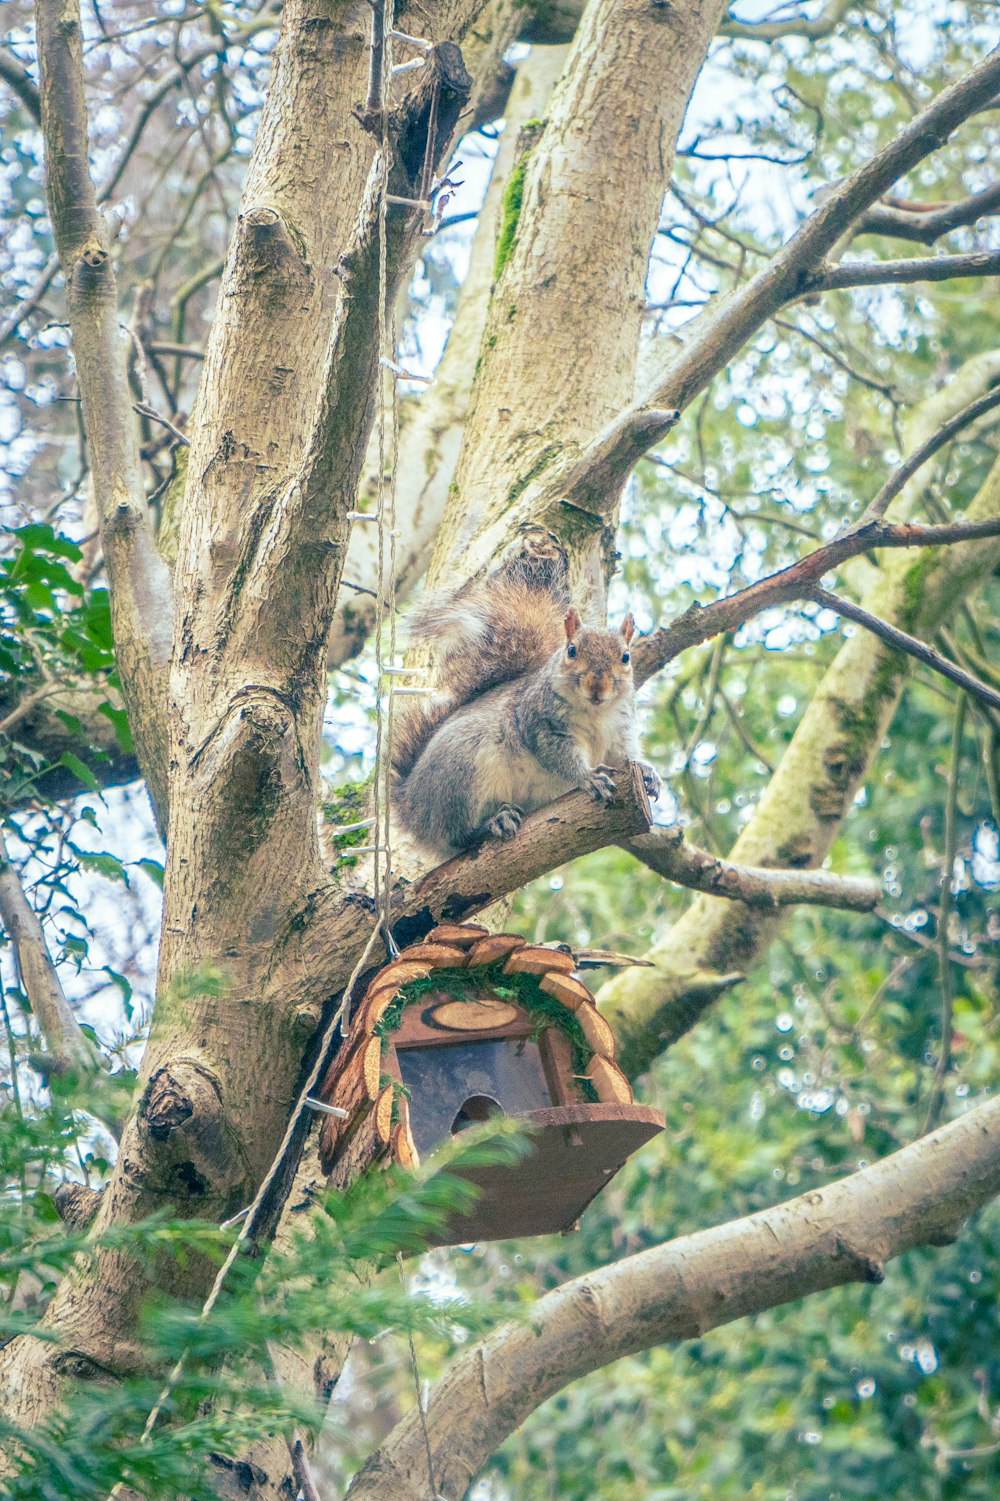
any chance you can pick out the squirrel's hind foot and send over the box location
[482,804,524,841]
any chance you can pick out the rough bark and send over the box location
[328,42,571,664]
[347,1089,1000,1500]
[422,0,729,595]
[601,355,1000,1075]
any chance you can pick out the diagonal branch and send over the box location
[809,586,1000,714]
[631,513,1000,686]
[623,827,881,910]
[0,828,97,1073]
[345,1089,1000,1501]
[0,47,40,121]
[520,45,1000,519]
[283,765,652,1008]
[34,0,173,827]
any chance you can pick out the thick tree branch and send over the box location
[34,0,173,827]
[0,828,97,1073]
[624,827,880,910]
[284,766,652,1014]
[855,181,1000,244]
[0,47,40,122]
[346,1091,1000,1500]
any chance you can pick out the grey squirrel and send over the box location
[392,529,661,858]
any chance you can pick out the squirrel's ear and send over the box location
[619,612,636,643]
[564,607,581,640]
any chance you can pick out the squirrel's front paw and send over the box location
[484,804,524,840]
[638,761,662,801]
[585,767,617,804]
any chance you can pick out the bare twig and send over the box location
[860,382,1000,522]
[624,827,881,910]
[810,587,1000,715]
[806,248,1000,295]
[633,513,1000,686]
[923,694,966,1132]
[856,181,1000,244]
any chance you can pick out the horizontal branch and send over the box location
[632,512,1000,685]
[805,248,1000,294]
[0,828,97,1073]
[285,766,652,1011]
[811,586,1000,714]
[623,827,880,910]
[719,0,849,40]
[855,181,1000,245]
[346,1090,1000,1501]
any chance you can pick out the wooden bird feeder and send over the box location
[315,923,665,1244]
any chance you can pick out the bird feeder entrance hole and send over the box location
[316,924,665,1244]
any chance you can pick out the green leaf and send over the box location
[135,858,165,890]
[57,752,100,794]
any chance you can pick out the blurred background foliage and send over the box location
[3,0,1000,1494]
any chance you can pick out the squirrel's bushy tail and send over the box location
[391,528,570,780]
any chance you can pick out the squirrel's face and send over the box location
[558,609,635,706]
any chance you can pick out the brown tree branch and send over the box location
[804,248,1000,294]
[859,381,1000,522]
[631,513,1000,686]
[289,765,653,1010]
[346,1090,1000,1501]
[0,47,41,122]
[719,0,851,41]
[0,828,98,1073]
[855,180,1000,244]
[623,827,881,910]
[34,0,173,827]
[809,586,1000,713]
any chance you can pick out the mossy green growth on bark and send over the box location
[493,151,531,282]
[323,773,374,874]
[375,964,600,1103]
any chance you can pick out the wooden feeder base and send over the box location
[422,1102,666,1247]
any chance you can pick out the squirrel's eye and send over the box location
[567,643,577,659]
[621,651,631,664]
